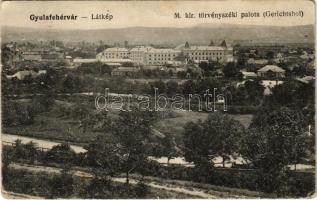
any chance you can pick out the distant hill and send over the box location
[2,24,314,46]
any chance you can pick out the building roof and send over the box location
[147,48,181,53]
[6,70,44,80]
[100,58,133,63]
[106,63,122,66]
[112,67,139,72]
[220,40,227,47]
[247,58,269,65]
[296,76,315,84]
[103,47,129,52]
[258,65,285,73]
[130,46,153,52]
[184,46,226,51]
[23,51,41,55]
[241,71,257,77]
[73,58,97,63]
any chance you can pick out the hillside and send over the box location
[2,24,314,45]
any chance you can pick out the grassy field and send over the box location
[4,98,253,146]
[154,110,253,142]
[4,99,104,145]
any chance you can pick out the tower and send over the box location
[185,41,190,48]
[220,40,227,48]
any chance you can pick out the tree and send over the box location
[152,133,179,165]
[205,113,245,167]
[111,107,157,184]
[166,81,178,96]
[150,80,166,94]
[182,80,196,95]
[2,100,18,126]
[23,141,39,164]
[45,143,76,165]
[61,74,82,93]
[199,61,216,72]
[82,171,114,198]
[50,167,74,198]
[183,113,244,168]
[266,51,275,59]
[232,79,265,106]
[222,62,239,78]
[241,107,309,193]
[86,106,157,185]
[85,135,124,176]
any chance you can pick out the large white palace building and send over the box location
[96,40,233,65]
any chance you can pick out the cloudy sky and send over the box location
[1,0,315,30]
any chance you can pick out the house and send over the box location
[42,50,64,60]
[257,65,285,79]
[96,47,129,60]
[247,58,269,66]
[240,71,257,79]
[6,70,47,80]
[111,67,139,77]
[22,51,42,61]
[99,58,133,65]
[65,55,73,61]
[296,76,315,87]
[73,58,98,64]
[274,53,285,63]
[261,80,284,95]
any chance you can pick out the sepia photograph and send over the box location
[0,0,315,198]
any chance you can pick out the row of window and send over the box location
[147,54,177,57]
[186,52,223,56]
[148,61,168,65]
[102,56,126,59]
[104,53,128,56]
[191,56,223,60]
[148,57,172,61]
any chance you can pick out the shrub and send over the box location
[134,181,149,198]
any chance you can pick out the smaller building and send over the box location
[73,58,98,64]
[261,80,284,95]
[97,47,129,60]
[296,76,315,87]
[257,65,285,79]
[240,71,257,79]
[6,70,47,80]
[247,58,269,66]
[111,67,139,77]
[22,51,42,61]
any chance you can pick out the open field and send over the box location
[4,99,103,145]
[154,110,253,142]
[5,97,253,146]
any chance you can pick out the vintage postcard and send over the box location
[0,0,315,198]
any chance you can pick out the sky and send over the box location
[1,0,315,30]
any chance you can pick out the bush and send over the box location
[137,161,314,197]
[226,105,257,114]
[45,143,76,165]
[50,169,74,198]
[134,181,149,197]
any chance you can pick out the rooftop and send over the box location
[147,48,181,53]
[73,58,97,63]
[130,46,153,52]
[103,47,129,52]
[258,65,285,73]
[185,46,227,51]
[112,67,139,72]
